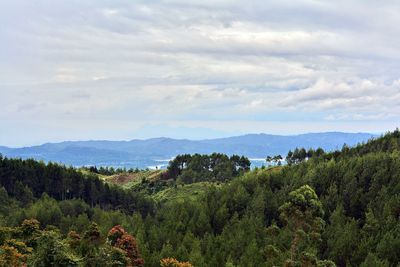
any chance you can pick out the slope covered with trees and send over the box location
[0,157,154,215]
[0,130,399,266]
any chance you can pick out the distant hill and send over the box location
[0,132,376,168]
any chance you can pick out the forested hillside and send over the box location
[0,131,399,266]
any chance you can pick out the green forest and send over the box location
[1,130,400,266]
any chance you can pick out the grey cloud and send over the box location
[1,0,400,145]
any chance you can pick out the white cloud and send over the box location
[0,0,400,145]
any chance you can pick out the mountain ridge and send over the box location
[0,132,377,168]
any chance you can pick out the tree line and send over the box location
[164,153,251,184]
[84,166,142,176]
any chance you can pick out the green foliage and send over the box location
[0,244,27,266]
[29,230,79,266]
[266,185,329,266]
[0,131,400,266]
[108,246,130,267]
[0,157,155,216]
[360,253,389,267]
[165,153,250,183]
[0,219,145,267]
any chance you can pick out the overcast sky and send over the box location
[1,0,400,146]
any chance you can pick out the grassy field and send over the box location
[79,168,165,188]
[80,166,281,203]
[105,170,164,188]
[152,181,219,202]
[78,168,110,180]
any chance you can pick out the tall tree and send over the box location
[278,185,330,266]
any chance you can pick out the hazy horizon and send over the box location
[1,130,380,148]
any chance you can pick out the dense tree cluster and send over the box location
[0,130,400,266]
[286,147,326,165]
[0,219,144,266]
[165,153,250,183]
[0,156,154,215]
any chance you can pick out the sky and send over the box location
[1,0,400,147]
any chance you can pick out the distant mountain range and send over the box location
[0,132,377,169]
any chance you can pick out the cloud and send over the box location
[0,0,400,145]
